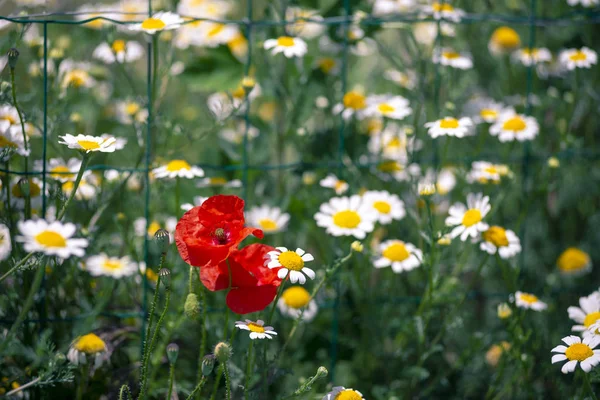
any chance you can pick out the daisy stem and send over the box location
[9,65,30,219]
[57,153,91,222]
[583,370,598,400]
[175,177,181,217]
[244,340,254,400]
[0,251,34,284]
[166,363,175,400]
[267,278,287,325]
[186,376,206,400]
[76,362,90,400]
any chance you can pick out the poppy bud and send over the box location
[18,178,30,196]
[154,228,170,254]
[166,343,179,364]
[7,48,19,69]
[184,293,200,319]
[214,342,232,363]
[202,354,216,376]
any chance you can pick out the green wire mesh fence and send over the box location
[1,0,599,380]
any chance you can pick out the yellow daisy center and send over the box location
[432,2,454,12]
[378,103,395,114]
[209,177,228,185]
[519,293,538,304]
[166,160,192,172]
[278,251,304,271]
[480,109,498,120]
[208,24,225,37]
[35,230,67,248]
[584,312,600,328]
[258,218,278,232]
[141,18,166,31]
[65,71,88,88]
[569,51,587,62]
[483,226,509,247]
[334,180,346,192]
[247,322,265,333]
[146,268,158,283]
[386,137,402,149]
[103,259,123,270]
[522,48,538,57]
[378,160,402,173]
[443,51,460,59]
[125,102,140,115]
[147,221,161,236]
[462,209,482,227]
[557,248,590,273]
[319,58,336,74]
[502,116,526,132]
[0,135,18,148]
[0,115,17,124]
[343,91,366,110]
[484,166,499,175]
[74,333,106,354]
[281,286,311,309]
[276,36,295,47]
[332,210,361,229]
[335,390,363,400]
[50,166,74,180]
[492,27,521,49]
[12,180,41,198]
[383,242,410,262]
[77,140,101,151]
[373,200,391,214]
[440,118,459,129]
[111,39,126,53]
[62,181,74,193]
[565,343,593,362]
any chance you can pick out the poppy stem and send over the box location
[223,362,231,400]
[267,278,287,325]
[186,376,206,400]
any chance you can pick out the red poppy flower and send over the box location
[199,244,282,314]
[175,195,264,268]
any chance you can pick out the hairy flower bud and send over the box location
[166,343,179,364]
[7,48,19,69]
[154,228,170,254]
[202,354,216,376]
[184,293,200,319]
[214,342,232,363]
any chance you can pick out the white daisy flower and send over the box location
[75,4,116,30]
[513,291,547,311]
[285,7,326,39]
[373,0,416,15]
[34,158,82,182]
[320,174,349,195]
[433,48,473,70]
[551,335,600,374]
[445,193,491,241]
[332,90,368,120]
[374,240,422,273]
[67,333,109,367]
[513,47,552,66]
[266,247,315,284]
[101,134,126,151]
[425,116,473,138]
[464,98,511,124]
[129,12,184,34]
[114,100,148,125]
[58,60,96,92]
[61,174,98,201]
[246,205,290,234]
[16,219,88,259]
[480,226,521,259]
[365,94,412,120]
[383,69,417,90]
[93,40,144,64]
[375,160,421,183]
[367,123,419,162]
[421,167,457,195]
[466,161,511,184]
[362,190,406,224]
[314,195,378,239]
[0,223,11,262]
[196,177,242,188]
[0,105,19,126]
[235,319,277,340]
[277,286,318,321]
[9,177,45,210]
[177,0,232,18]
[560,47,598,70]
[152,160,204,180]
[558,247,592,276]
[0,120,30,156]
[568,292,600,338]
[323,387,365,400]
[264,36,307,58]
[195,22,240,48]
[489,111,539,142]
[85,253,138,278]
[133,217,177,238]
[413,22,455,46]
[567,0,599,6]
[181,196,208,212]
[423,2,465,22]
[219,122,259,144]
[59,134,118,153]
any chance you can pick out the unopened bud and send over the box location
[497,303,512,319]
[316,366,328,377]
[202,354,216,376]
[184,293,200,319]
[351,241,363,253]
[154,228,170,254]
[214,342,232,363]
[241,76,255,91]
[166,343,179,364]
[7,48,19,69]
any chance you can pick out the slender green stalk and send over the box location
[196,287,207,400]
[3,162,15,238]
[583,371,598,400]
[223,362,231,400]
[57,153,91,221]
[186,377,207,400]
[210,365,224,400]
[75,361,90,400]
[267,278,287,325]
[0,251,34,284]
[167,364,175,400]
[118,384,133,400]
[175,177,181,217]
[244,340,254,400]
[10,66,30,218]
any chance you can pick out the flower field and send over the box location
[0,0,600,399]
